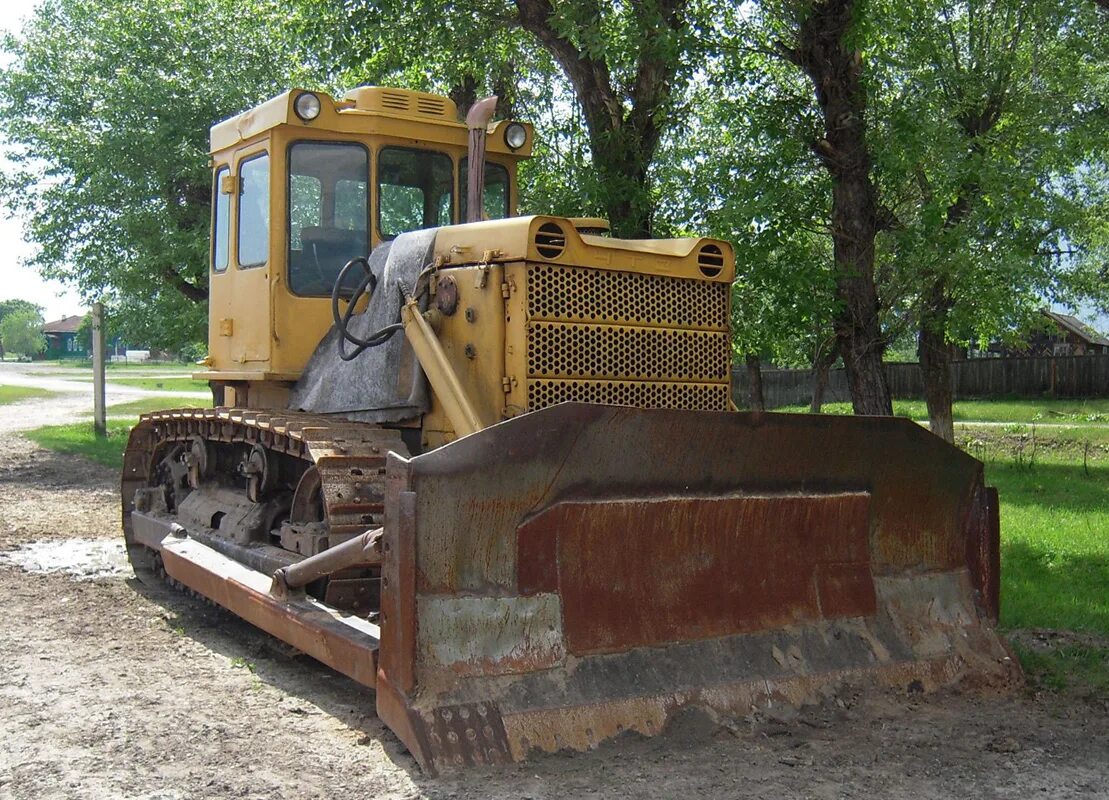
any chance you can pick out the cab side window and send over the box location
[212,166,230,272]
[238,153,270,267]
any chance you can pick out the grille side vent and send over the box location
[697,244,725,278]
[534,222,567,259]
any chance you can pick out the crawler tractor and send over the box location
[122,87,1016,772]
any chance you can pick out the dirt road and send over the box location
[0,387,1106,799]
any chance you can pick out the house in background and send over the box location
[974,309,1109,358]
[1036,310,1109,356]
[42,314,87,359]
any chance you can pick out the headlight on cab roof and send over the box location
[294,92,322,121]
[504,122,527,150]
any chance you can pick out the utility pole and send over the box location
[92,302,106,437]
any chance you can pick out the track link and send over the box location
[121,406,408,591]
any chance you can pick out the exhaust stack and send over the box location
[465,96,498,223]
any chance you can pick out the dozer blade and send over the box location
[375,403,1018,772]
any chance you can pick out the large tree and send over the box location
[296,0,713,238]
[0,308,45,358]
[875,0,1109,441]
[0,298,41,358]
[0,0,312,351]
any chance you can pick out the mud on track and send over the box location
[0,394,1107,800]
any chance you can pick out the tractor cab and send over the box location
[199,87,533,404]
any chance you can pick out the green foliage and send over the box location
[0,308,45,356]
[0,299,43,357]
[0,298,40,324]
[0,0,315,352]
[872,0,1109,346]
[292,0,717,237]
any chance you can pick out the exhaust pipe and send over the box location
[465,95,498,223]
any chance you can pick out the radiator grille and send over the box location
[528,322,730,382]
[528,379,729,411]
[527,262,728,330]
[525,263,731,412]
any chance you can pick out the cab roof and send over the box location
[209,87,534,158]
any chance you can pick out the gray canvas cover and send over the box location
[289,229,437,422]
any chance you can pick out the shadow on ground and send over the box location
[128,575,426,777]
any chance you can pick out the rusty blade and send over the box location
[375,403,1011,771]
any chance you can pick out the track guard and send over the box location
[376,404,1018,772]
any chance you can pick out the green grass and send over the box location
[1010,641,1109,695]
[104,376,208,392]
[0,384,56,405]
[989,456,1109,635]
[777,397,1109,424]
[23,421,133,468]
[99,396,208,417]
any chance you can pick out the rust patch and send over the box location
[517,492,875,656]
[516,520,558,595]
[965,485,1001,623]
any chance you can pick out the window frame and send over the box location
[211,164,231,273]
[236,150,271,269]
[375,145,455,241]
[284,139,372,298]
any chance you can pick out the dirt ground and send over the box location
[0,383,1107,800]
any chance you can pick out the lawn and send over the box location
[106,376,209,392]
[66,375,210,392]
[0,384,56,405]
[24,420,133,468]
[777,397,1109,424]
[100,396,208,417]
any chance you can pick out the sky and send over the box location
[0,0,83,322]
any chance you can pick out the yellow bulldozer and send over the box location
[121,86,1016,773]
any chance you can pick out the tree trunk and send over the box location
[513,0,687,239]
[809,345,837,413]
[788,0,893,416]
[745,353,765,411]
[918,280,954,443]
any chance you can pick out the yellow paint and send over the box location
[203,86,531,387]
[199,86,736,437]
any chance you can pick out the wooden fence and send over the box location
[732,354,1109,409]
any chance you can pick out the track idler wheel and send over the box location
[242,443,277,503]
[184,436,212,490]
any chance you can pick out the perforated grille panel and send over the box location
[528,322,729,381]
[528,262,728,330]
[529,379,729,411]
[525,263,731,412]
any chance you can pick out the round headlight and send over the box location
[293,92,322,122]
[504,122,527,150]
